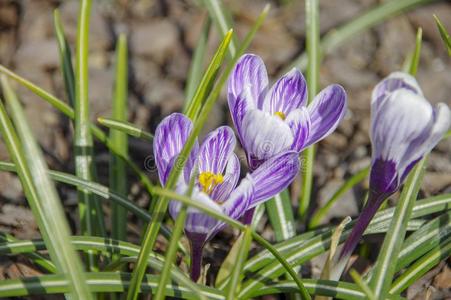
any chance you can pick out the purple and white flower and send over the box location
[153,113,299,280]
[228,54,348,170]
[338,72,450,267]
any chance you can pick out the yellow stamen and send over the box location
[199,172,224,194]
[274,111,286,120]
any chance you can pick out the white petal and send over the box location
[241,109,294,161]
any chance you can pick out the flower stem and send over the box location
[187,232,207,282]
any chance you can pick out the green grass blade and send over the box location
[349,269,376,300]
[408,28,423,76]
[110,33,129,242]
[0,235,205,297]
[390,238,451,294]
[0,160,183,252]
[247,280,404,300]
[434,14,451,56]
[154,205,191,300]
[288,0,436,72]
[185,17,211,106]
[225,226,252,300]
[0,77,93,299]
[201,0,237,58]
[0,272,225,300]
[0,233,57,273]
[0,64,149,199]
[98,117,153,141]
[368,158,427,299]
[266,189,296,242]
[309,166,370,228]
[53,9,76,107]
[184,30,233,120]
[299,0,320,219]
[75,0,104,271]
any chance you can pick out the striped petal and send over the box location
[241,109,294,170]
[249,151,300,207]
[228,87,256,145]
[372,72,423,115]
[261,68,307,115]
[210,153,241,202]
[198,126,236,174]
[304,84,347,148]
[285,107,311,152]
[153,113,199,186]
[228,54,268,108]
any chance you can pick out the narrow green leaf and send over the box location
[184,30,233,120]
[226,226,253,300]
[0,76,93,299]
[53,9,76,106]
[75,0,104,271]
[408,28,423,76]
[310,167,370,228]
[0,64,156,196]
[0,272,225,300]
[247,280,404,300]
[0,160,183,253]
[0,233,56,273]
[266,189,296,242]
[349,269,376,300]
[185,17,211,105]
[0,235,204,298]
[201,0,238,58]
[154,205,191,300]
[98,117,153,141]
[368,158,427,299]
[390,238,451,294]
[110,33,129,242]
[299,0,320,219]
[288,0,436,73]
[434,14,451,56]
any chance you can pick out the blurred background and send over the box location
[0,1,449,298]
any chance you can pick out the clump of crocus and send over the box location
[335,72,450,276]
[227,54,347,170]
[153,113,300,281]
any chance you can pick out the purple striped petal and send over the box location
[285,107,311,152]
[210,153,241,202]
[184,188,223,235]
[153,113,199,186]
[241,109,294,169]
[208,175,254,240]
[228,54,268,108]
[372,72,422,115]
[248,151,300,207]
[222,175,254,219]
[261,68,307,115]
[371,90,432,176]
[228,88,256,145]
[198,126,236,175]
[304,84,347,148]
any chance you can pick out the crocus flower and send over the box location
[228,54,347,170]
[336,72,450,274]
[153,113,299,281]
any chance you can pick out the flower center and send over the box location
[198,172,224,194]
[274,111,286,120]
